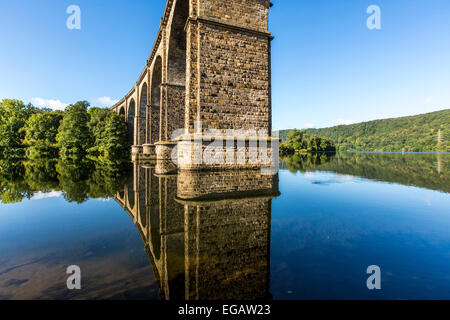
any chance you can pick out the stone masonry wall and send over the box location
[199,0,270,32]
[184,198,271,300]
[166,85,186,139]
[177,138,277,171]
[198,23,271,132]
[177,168,278,200]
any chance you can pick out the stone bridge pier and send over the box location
[114,161,279,300]
[111,0,276,171]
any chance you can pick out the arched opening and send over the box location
[139,190,147,228]
[127,99,136,144]
[168,0,188,85]
[139,83,148,145]
[134,163,147,229]
[127,185,135,210]
[150,56,162,144]
[119,107,125,121]
[150,205,161,260]
[166,0,188,139]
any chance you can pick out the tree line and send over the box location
[0,99,130,159]
[279,129,336,156]
[0,156,131,204]
[294,109,448,153]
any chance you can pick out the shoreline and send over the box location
[344,151,449,155]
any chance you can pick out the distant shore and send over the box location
[344,151,449,155]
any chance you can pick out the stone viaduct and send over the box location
[114,161,279,300]
[111,0,275,172]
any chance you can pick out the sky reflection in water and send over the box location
[0,153,449,300]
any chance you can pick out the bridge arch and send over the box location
[150,56,162,144]
[167,0,188,85]
[150,205,161,261]
[127,99,136,143]
[127,184,135,211]
[118,186,125,200]
[119,106,125,121]
[139,83,148,145]
[164,0,188,140]
[139,196,147,230]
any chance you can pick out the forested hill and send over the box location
[278,109,449,152]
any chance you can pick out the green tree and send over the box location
[320,137,336,152]
[56,101,93,156]
[280,129,336,155]
[88,107,110,145]
[23,111,63,155]
[0,99,37,155]
[100,112,130,158]
[87,108,130,158]
[286,129,307,150]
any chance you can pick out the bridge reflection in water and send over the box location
[114,162,280,300]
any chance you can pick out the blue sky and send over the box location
[0,0,449,129]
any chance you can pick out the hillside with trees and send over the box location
[278,109,449,152]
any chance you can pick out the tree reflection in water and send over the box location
[1,156,281,300]
[281,152,449,193]
[2,152,447,300]
[0,156,132,204]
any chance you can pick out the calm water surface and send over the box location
[0,153,449,300]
